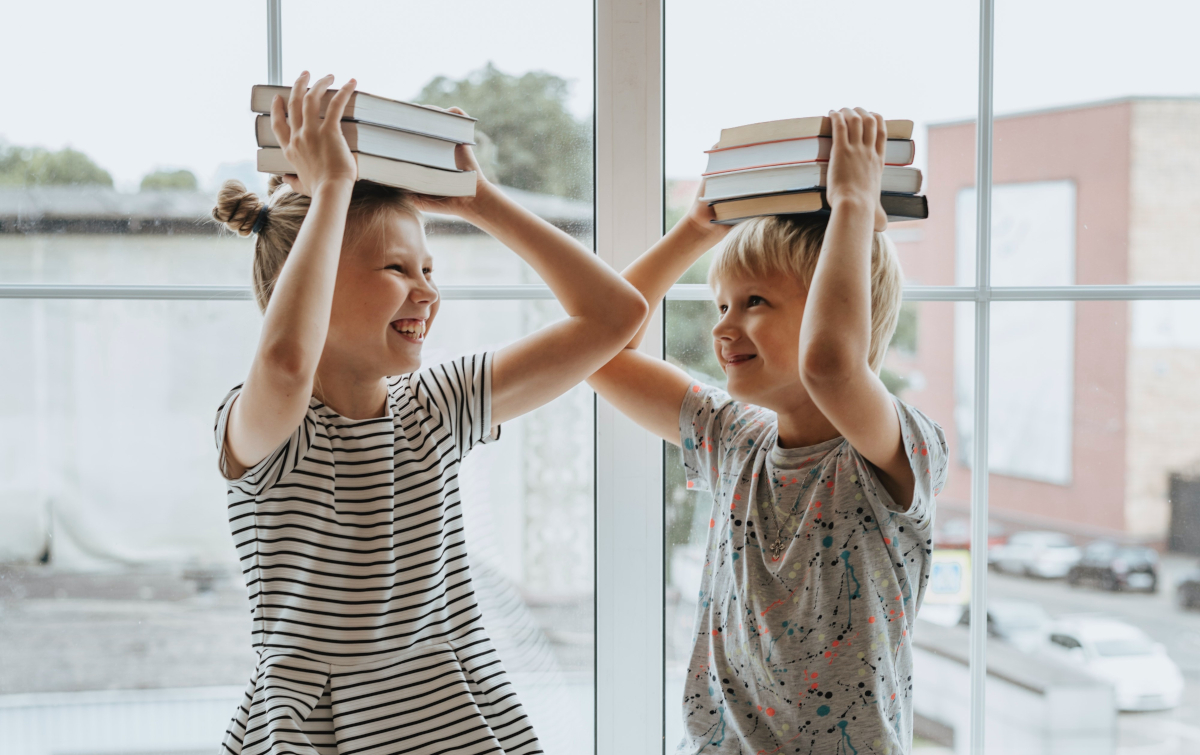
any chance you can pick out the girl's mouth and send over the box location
[390,318,426,344]
[725,354,756,366]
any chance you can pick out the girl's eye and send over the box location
[386,264,404,273]
[747,295,764,307]
[718,304,728,314]
[423,268,433,276]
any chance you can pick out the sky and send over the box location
[3,0,1198,191]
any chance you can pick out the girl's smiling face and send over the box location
[326,211,439,377]
[711,273,808,410]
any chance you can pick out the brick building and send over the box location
[890,97,1200,545]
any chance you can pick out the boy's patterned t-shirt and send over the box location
[676,383,948,755]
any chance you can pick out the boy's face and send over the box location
[326,212,439,377]
[711,272,808,409]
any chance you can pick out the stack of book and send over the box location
[701,116,928,224]
[250,84,478,197]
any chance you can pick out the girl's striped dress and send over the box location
[213,352,542,755]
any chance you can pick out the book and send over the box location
[717,116,914,150]
[256,147,476,197]
[701,164,922,203]
[255,115,458,172]
[704,136,915,175]
[709,190,929,224]
[250,84,476,144]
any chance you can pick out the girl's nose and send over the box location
[412,280,439,305]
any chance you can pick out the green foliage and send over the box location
[414,63,592,200]
[140,169,198,191]
[0,143,113,186]
[891,302,919,355]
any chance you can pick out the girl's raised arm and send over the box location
[221,73,358,478]
[418,129,647,425]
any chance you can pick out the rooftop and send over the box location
[0,185,593,236]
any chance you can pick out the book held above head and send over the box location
[249,83,478,197]
[703,114,929,223]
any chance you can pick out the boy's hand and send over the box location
[827,107,887,233]
[408,107,496,220]
[272,73,358,196]
[680,175,733,245]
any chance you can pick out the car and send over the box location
[988,531,1082,578]
[1176,563,1200,610]
[1043,616,1184,711]
[957,598,1052,652]
[1067,541,1158,592]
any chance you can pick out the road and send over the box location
[987,553,1200,755]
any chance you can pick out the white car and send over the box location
[1044,617,1184,711]
[989,531,1082,578]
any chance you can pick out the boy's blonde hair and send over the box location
[708,216,903,373]
[211,176,422,314]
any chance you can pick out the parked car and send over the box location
[1176,563,1200,610]
[1044,616,1184,711]
[1067,541,1158,592]
[957,598,1052,652]
[988,531,1082,578]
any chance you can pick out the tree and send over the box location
[0,143,113,186]
[140,169,198,191]
[414,63,592,201]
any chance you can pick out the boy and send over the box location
[588,108,948,754]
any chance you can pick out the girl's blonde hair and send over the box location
[708,216,904,373]
[211,176,422,313]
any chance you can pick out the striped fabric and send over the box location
[214,353,541,755]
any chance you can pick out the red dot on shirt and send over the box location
[869,616,876,624]
[766,707,776,717]
[709,519,715,528]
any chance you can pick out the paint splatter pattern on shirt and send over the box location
[676,383,948,755]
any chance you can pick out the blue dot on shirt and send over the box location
[684,438,694,450]
[817,705,830,717]
[823,536,833,547]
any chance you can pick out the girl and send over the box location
[210,73,646,755]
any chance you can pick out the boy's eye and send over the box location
[386,264,404,273]
[718,304,728,314]
[747,295,764,307]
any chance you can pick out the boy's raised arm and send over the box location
[586,188,732,444]
[797,107,915,509]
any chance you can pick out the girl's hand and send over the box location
[680,175,733,245]
[827,107,888,232]
[271,72,358,196]
[408,107,494,219]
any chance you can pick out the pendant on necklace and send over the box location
[770,537,786,559]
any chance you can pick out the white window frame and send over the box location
[3,2,1200,754]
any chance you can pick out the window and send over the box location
[4,2,1200,755]
[1,2,595,754]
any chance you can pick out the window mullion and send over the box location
[969,0,995,753]
[595,0,665,753]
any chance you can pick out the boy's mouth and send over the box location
[390,318,426,344]
[724,353,756,366]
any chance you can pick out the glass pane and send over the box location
[0,298,593,755]
[663,298,970,753]
[989,0,1200,285]
[976,300,1200,754]
[665,0,978,284]
[284,0,594,285]
[1,2,264,286]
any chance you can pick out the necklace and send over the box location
[761,467,819,560]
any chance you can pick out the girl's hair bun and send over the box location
[212,179,265,237]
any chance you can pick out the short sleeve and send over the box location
[213,384,318,495]
[411,351,498,461]
[883,396,949,523]
[678,382,771,495]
